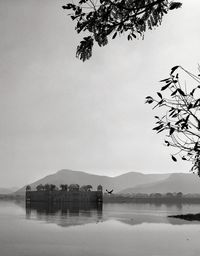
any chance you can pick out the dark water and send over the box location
[1,200,200,256]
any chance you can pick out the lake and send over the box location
[1,200,200,256]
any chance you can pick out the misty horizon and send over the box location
[0,168,191,189]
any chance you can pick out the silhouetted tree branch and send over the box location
[146,66,200,176]
[62,0,182,61]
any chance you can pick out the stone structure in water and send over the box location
[26,184,103,204]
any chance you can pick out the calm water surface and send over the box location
[1,200,200,256]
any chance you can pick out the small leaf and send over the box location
[157,92,162,99]
[175,119,183,125]
[153,124,163,131]
[194,99,200,107]
[169,2,182,10]
[177,88,185,96]
[160,78,171,82]
[112,32,117,39]
[145,96,154,104]
[145,99,153,104]
[171,89,178,96]
[127,34,132,41]
[171,113,178,118]
[171,155,177,162]
[164,140,170,146]
[188,103,193,109]
[190,88,195,96]
[161,82,172,91]
[170,66,179,75]
[169,109,175,117]
[157,128,165,133]
[169,127,175,135]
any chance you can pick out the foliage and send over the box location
[34,184,94,192]
[62,0,182,61]
[43,184,57,191]
[145,66,200,176]
[36,184,44,191]
[69,184,80,191]
[49,184,57,191]
[44,184,50,191]
[80,185,93,191]
[26,185,31,191]
[60,184,68,191]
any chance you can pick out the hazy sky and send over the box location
[0,0,200,187]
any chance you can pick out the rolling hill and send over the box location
[16,169,169,195]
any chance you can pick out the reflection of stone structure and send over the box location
[26,184,103,203]
[26,201,103,227]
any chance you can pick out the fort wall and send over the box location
[26,190,103,203]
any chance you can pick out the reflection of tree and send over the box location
[118,211,194,226]
[19,200,199,226]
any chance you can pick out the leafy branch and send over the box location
[63,0,182,61]
[146,66,200,176]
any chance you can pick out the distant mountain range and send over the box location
[15,169,200,195]
[120,173,200,194]
[16,169,169,195]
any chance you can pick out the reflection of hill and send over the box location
[117,214,169,225]
[102,203,200,226]
[117,214,191,226]
[118,215,200,226]
[26,202,103,227]
[24,201,200,228]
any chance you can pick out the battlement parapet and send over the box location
[26,184,103,203]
